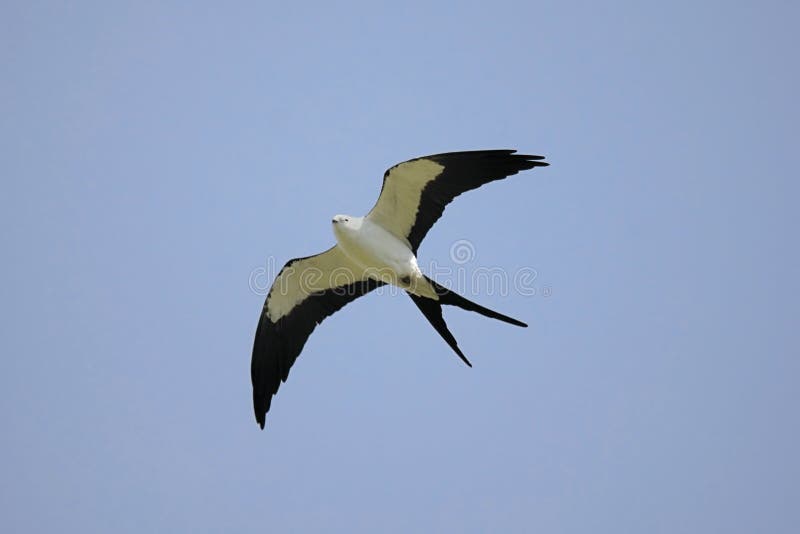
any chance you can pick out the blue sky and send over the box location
[2,1,798,532]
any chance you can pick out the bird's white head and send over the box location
[331,214,361,238]
[331,214,352,226]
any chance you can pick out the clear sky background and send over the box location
[2,1,798,532]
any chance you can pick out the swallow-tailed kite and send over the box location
[252,150,549,428]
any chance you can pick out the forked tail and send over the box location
[407,277,528,367]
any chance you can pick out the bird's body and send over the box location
[332,215,436,298]
[252,150,549,428]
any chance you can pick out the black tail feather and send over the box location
[425,277,528,327]
[408,293,472,367]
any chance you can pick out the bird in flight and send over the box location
[252,150,549,428]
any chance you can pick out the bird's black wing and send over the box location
[367,150,548,253]
[251,247,384,428]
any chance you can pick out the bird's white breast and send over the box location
[333,217,418,283]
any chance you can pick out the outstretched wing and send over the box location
[367,150,549,253]
[251,246,383,428]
